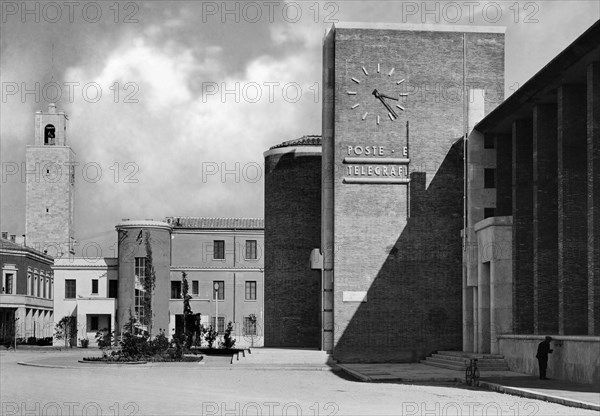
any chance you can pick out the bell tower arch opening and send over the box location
[44,124,56,145]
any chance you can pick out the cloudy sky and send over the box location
[1,1,598,257]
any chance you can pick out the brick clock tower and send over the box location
[25,103,75,257]
[322,23,504,362]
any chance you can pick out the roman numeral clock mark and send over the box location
[347,64,409,125]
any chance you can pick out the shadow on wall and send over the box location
[335,139,465,362]
[264,151,322,348]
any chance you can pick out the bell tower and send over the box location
[25,103,76,257]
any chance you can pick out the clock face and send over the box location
[346,63,409,125]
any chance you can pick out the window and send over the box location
[484,208,496,219]
[484,135,495,149]
[245,240,257,259]
[134,257,146,320]
[211,317,225,334]
[108,280,118,298]
[49,279,53,300]
[29,273,34,296]
[43,277,47,298]
[36,274,41,297]
[65,280,76,299]
[92,279,98,294]
[213,240,225,260]
[90,316,99,331]
[134,257,146,279]
[213,281,224,300]
[192,280,199,296]
[4,274,13,294]
[171,281,182,299]
[244,316,257,335]
[134,288,144,320]
[484,168,496,189]
[245,281,257,300]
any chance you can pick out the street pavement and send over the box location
[1,347,598,416]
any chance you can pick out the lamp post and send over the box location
[213,282,219,336]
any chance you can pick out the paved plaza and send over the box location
[1,348,598,416]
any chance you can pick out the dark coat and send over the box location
[536,340,553,360]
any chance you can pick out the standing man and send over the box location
[536,336,553,380]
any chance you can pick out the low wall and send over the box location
[498,335,600,385]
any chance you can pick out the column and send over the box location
[558,84,588,335]
[496,134,512,216]
[477,262,491,353]
[588,62,600,335]
[532,104,559,334]
[512,119,534,334]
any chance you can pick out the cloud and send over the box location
[59,24,320,253]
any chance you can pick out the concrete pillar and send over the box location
[496,134,512,216]
[512,119,534,334]
[477,262,491,353]
[533,104,559,334]
[588,62,600,335]
[462,264,474,352]
[558,84,588,335]
[472,286,478,352]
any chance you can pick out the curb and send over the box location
[479,381,600,411]
[336,365,461,383]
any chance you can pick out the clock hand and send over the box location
[372,89,398,119]
[378,93,399,101]
[379,97,398,119]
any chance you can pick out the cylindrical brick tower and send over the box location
[115,220,172,337]
[264,135,322,347]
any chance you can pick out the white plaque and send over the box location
[343,291,367,302]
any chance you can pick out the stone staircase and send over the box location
[421,350,509,372]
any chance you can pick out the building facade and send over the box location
[0,237,54,343]
[52,217,264,347]
[52,257,118,346]
[264,136,322,348]
[265,23,505,362]
[464,21,600,385]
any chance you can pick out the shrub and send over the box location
[38,337,53,346]
[204,326,217,349]
[119,332,149,361]
[220,321,236,349]
[27,337,37,345]
[80,338,89,348]
[148,329,169,356]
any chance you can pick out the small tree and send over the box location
[220,321,236,349]
[181,271,196,349]
[55,316,77,348]
[246,314,257,348]
[204,325,217,349]
[95,328,113,357]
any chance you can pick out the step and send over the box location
[431,354,508,365]
[437,350,505,359]
[420,359,465,371]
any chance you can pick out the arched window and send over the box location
[44,124,56,145]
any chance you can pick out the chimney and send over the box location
[10,235,16,243]
[1,232,7,240]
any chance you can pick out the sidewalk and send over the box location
[7,348,599,411]
[337,363,600,411]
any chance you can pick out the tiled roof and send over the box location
[165,217,264,230]
[0,238,54,260]
[269,135,321,150]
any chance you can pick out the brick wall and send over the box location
[326,27,504,362]
[533,105,559,334]
[264,148,322,347]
